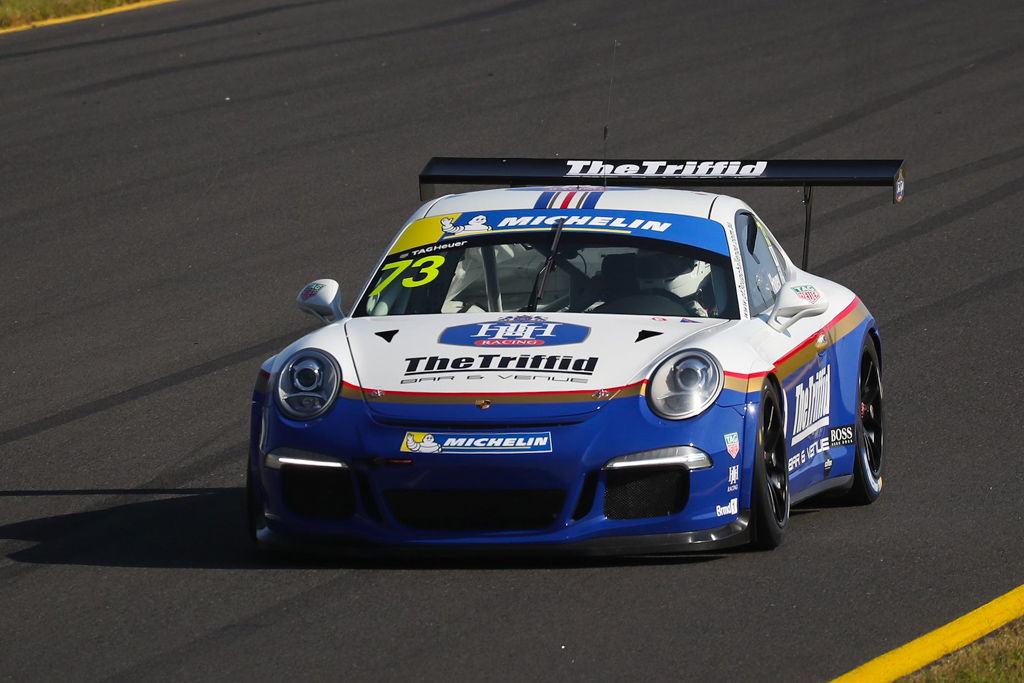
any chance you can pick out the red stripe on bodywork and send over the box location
[342,380,645,399]
[719,298,862,384]
[725,370,768,381]
[339,299,863,400]
[772,298,860,369]
[559,191,577,209]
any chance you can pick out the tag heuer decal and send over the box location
[725,432,740,458]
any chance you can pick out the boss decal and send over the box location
[829,424,856,447]
[401,431,553,455]
[439,315,590,347]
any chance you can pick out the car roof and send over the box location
[424,186,721,219]
[384,186,737,259]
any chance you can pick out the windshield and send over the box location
[355,233,739,319]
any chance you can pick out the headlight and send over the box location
[275,348,340,420]
[603,446,712,471]
[647,349,723,419]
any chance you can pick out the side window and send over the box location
[736,212,783,314]
[757,217,789,282]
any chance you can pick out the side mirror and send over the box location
[767,284,829,332]
[296,279,343,325]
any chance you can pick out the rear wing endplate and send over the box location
[419,157,905,268]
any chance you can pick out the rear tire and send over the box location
[844,337,884,504]
[751,380,789,549]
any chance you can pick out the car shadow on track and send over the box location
[0,489,728,570]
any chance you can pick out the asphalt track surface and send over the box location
[1,1,1023,680]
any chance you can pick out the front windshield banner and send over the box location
[388,209,730,258]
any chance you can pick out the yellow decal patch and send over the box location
[388,215,458,255]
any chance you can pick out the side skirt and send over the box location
[791,474,853,506]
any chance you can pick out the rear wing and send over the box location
[418,157,905,268]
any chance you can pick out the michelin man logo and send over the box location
[441,215,492,235]
[404,433,442,453]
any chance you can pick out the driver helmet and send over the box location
[636,254,711,298]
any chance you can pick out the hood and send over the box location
[344,313,729,423]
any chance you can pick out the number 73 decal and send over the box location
[368,255,445,296]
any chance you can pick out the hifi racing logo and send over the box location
[439,315,590,347]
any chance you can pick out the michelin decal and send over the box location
[401,431,553,455]
[441,215,491,235]
[404,433,442,453]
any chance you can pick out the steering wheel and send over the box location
[638,288,710,316]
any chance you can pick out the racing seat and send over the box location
[598,253,641,298]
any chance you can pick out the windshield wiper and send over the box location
[525,218,565,312]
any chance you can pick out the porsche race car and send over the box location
[246,157,904,554]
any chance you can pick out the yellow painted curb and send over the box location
[833,584,1024,682]
[0,0,179,35]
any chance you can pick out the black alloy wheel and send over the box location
[846,338,884,504]
[751,380,789,549]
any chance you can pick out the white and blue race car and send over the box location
[247,157,904,554]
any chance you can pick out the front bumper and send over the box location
[250,390,756,555]
[255,512,750,557]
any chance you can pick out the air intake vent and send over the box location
[385,489,565,531]
[280,465,355,520]
[604,468,688,519]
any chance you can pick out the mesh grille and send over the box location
[603,468,688,519]
[385,489,565,531]
[280,465,355,520]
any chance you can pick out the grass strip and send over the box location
[902,617,1024,681]
[1,0,149,29]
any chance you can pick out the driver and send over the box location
[636,253,712,316]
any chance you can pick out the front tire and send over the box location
[844,337,884,504]
[246,465,268,548]
[751,380,789,549]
